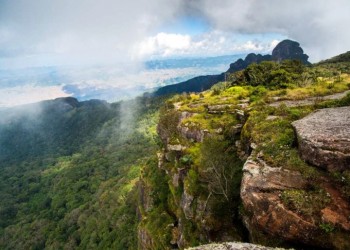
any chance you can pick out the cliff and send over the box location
[139,58,350,249]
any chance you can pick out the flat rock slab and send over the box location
[269,90,350,107]
[292,106,350,172]
[187,242,288,250]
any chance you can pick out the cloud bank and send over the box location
[136,31,280,58]
[185,0,350,61]
[1,0,350,68]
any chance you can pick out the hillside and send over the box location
[318,51,350,64]
[0,96,162,249]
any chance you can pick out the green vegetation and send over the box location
[318,51,350,64]
[0,97,162,249]
[281,189,331,217]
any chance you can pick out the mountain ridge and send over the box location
[153,39,310,96]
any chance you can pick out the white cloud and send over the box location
[185,0,350,61]
[0,85,71,108]
[136,31,282,58]
[0,0,184,68]
[137,33,191,57]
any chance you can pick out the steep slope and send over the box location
[0,97,114,164]
[0,96,162,249]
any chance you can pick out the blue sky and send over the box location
[161,16,209,35]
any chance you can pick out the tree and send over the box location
[199,136,242,202]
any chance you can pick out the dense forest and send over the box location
[0,96,162,249]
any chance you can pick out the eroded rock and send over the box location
[240,156,321,246]
[292,106,350,172]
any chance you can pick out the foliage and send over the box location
[228,60,305,89]
[0,96,162,250]
[199,136,242,203]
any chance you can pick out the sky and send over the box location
[1,0,350,106]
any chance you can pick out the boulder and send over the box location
[292,107,350,172]
[240,157,321,246]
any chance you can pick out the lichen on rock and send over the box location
[292,106,350,172]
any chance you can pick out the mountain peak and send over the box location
[272,39,309,64]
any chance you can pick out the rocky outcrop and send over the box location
[240,157,316,244]
[269,90,350,107]
[178,125,209,143]
[187,242,287,250]
[227,54,272,73]
[227,40,310,73]
[240,153,350,249]
[272,39,309,64]
[292,106,350,172]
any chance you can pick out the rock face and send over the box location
[187,242,287,250]
[240,156,320,246]
[292,106,350,172]
[272,39,309,64]
[241,152,350,249]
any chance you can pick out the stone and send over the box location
[181,189,194,220]
[178,125,208,142]
[207,104,234,114]
[187,242,288,250]
[167,144,186,152]
[240,156,321,246]
[292,106,350,172]
[240,154,350,249]
[321,207,350,230]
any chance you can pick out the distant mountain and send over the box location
[226,53,272,73]
[153,39,310,96]
[149,74,225,96]
[0,97,115,163]
[318,51,350,64]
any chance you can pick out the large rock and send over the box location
[292,107,350,172]
[187,242,287,250]
[240,154,350,249]
[240,157,318,245]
